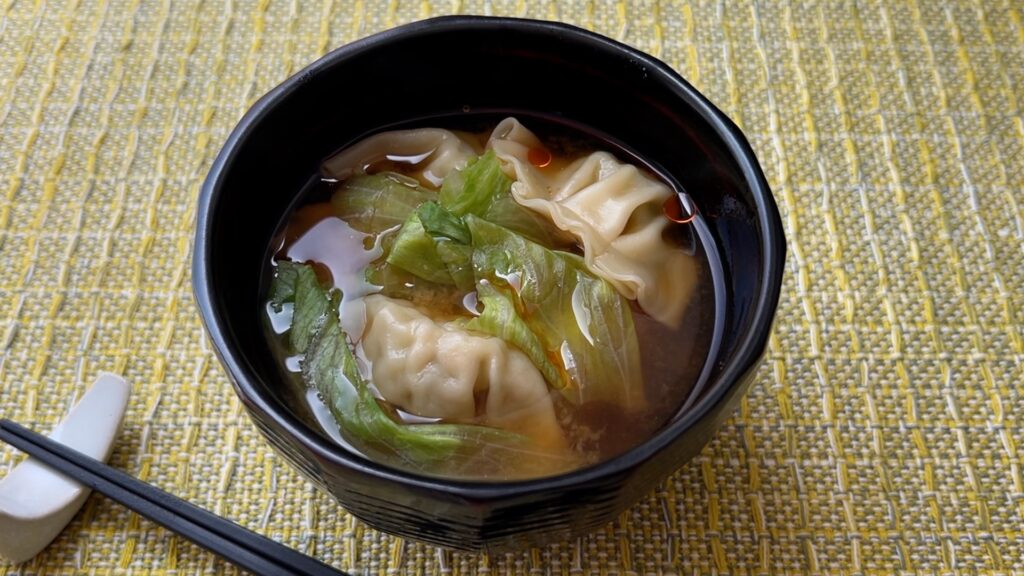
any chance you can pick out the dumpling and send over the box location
[358,294,566,453]
[487,118,697,327]
[323,128,479,187]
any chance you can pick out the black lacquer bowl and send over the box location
[193,16,785,551]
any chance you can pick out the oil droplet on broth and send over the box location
[284,217,384,340]
[663,191,698,224]
[528,148,552,167]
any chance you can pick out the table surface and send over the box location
[1,0,1022,574]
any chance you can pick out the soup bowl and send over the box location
[192,16,785,551]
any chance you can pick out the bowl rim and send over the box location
[193,15,786,500]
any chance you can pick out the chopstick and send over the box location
[0,419,348,576]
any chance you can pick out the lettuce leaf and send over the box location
[439,151,511,216]
[385,203,477,289]
[482,195,569,248]
[275,262,523,463]
[417,201,471,244]
[304,300,518,462]
[465,281,564,391]
[289,262,331,353]
[434,241,475,292]
[269,260,301,311]
[385,213,456,285]
[465,215,645,410]
[364,259,465,314]
[439,151,563,246]
[330,172,434,235]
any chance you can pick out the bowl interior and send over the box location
[198,18,779,484]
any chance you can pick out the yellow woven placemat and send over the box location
[1,0,1022,573]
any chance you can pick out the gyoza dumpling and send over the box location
[358,294,566,454]
[487,118,697,327]
[323,127,480,187]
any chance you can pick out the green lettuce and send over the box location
[330,172,434,235]
[417,201,471,244]
[439,151,563,246]
[417,201,475,290]
[481,195,568,248]
[440,151,511,216]
[434,241,475,292]
[385,214,456,285]
[269,259,301,311]
[465,216,645,410]
[287,262,332,353]
[274,261,521,462]
[384,202,477,289]
[322,156,642,410]
[465,281,564,390]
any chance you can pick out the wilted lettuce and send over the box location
[465,281,564,391]
[269,259,301,311]
[323,154,644,411]
[439,151,564,246]
[352,155,561,286]
[434,241,475,292]
[417,201,471,244]
[274,261,331,353]
[465,216,645,411]
[385,213,456,285]
[330,172,434,235]
[271,261,522,462]
[384,202,477,288]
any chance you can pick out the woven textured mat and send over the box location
[1,1,1022,574]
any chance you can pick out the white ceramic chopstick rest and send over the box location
[0,373,131,564]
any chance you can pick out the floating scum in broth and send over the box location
[262,117,718,480]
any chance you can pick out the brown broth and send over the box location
[261,114,722,480]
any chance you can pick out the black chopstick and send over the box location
[0,419,347,576]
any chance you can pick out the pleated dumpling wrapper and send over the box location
[488,118,697,328]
